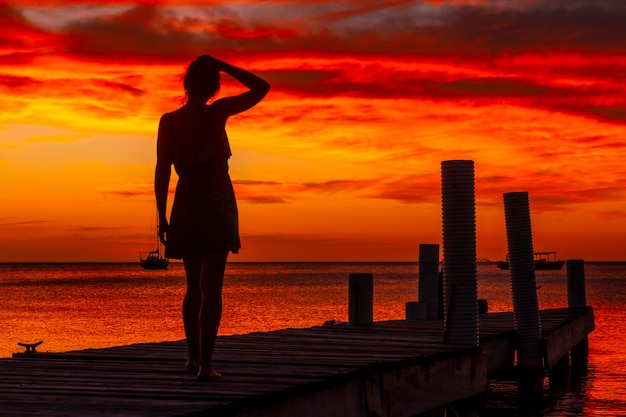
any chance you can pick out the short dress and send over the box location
[161,110,241,259]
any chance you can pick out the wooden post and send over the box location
[567,259,587,308]
[567,259,589,367]
[477,299,488,314]
[418,244,440,320]
[407,243,439,322]
[438,270,444,319]
[349,273,373,326]
[406,301,427,322]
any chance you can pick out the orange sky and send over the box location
[1,1,625,262]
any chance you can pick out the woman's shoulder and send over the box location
[162,107,193,126]
[168,103,224,119]
[159,109,178,124]
[167,107,187,118]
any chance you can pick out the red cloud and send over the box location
[0,4,63,57]
[215,20,296,40]
[0,74,40,89]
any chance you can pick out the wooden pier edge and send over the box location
[235,348,486,417]
[542,306,594,370]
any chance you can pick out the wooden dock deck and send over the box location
[0,307,593,417]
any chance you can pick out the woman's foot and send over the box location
[197,365,221,379]
[185,355,199,373]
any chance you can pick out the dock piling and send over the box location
[567,259,586,309]
[418,244,440,320]
[567,259,589,366]
[503,192,542,369]
[441,160,479,347]
[406,301,427,322]
[503,191,544,410]
[407,244,440,321]
[348,273,373,326]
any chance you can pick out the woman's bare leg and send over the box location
[197,250,228,378]
[182,255,202,371]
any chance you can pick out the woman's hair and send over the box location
[183,57,220,101]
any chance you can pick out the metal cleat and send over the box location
[17,341,43,354]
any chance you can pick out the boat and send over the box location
[140,222,169,270]
[140,248,169,270]
[497,251,564,270]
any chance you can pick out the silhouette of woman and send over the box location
[155,55,270,378]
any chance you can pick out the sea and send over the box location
[0,261,624,416]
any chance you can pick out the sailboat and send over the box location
[140,222,169,270]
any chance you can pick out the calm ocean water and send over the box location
[0,261,624,416]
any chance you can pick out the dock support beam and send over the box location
[441,160,478,347]
[348,273,373,326]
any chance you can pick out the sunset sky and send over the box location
[1,0,625,262]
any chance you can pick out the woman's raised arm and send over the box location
[201,56,270,116]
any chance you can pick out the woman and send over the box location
[155,55,270,378]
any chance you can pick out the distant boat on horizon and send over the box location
[140,248,169,270]
[139,220,168,270]
[497,251,564,270]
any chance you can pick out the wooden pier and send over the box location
[0,307,593,417]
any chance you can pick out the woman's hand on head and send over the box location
[196,54,226,71]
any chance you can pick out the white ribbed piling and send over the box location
[441,160,478,347]
[418,244,440,320]
[503,192,542,368]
